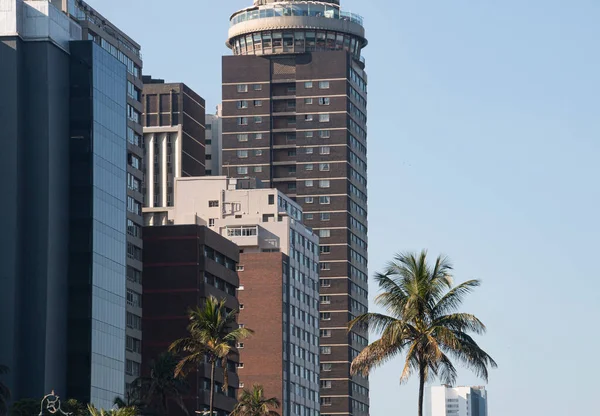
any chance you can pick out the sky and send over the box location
[92,0,600,414]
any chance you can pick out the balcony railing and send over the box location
[231,3,364,27]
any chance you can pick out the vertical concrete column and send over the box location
[160,133,168,207]
[148,134,155,207]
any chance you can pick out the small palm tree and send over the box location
[88,405,138,416]
[349,250,497,416]
[134,352,189,415]
[169,296,253,416]
[0,365,10,416]
[230,385,280,416]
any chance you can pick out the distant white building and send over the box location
[205,104,222,175]
[426,385,488,416]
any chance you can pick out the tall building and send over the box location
[142,76,206,212]
[67,40,128,408]
[206,104,223,175]
[221,1,369,415]
[427,386,488,416]
[147,176,321,416]
[142,224,240,416]
[0,0,138,406]
[0,0,81,400]
[62,0,146,392]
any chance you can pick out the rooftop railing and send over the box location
[231,3,364,27]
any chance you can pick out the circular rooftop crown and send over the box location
[228,0,367,60]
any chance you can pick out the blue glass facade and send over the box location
[68,41,127,409]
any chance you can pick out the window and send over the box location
[320,263,331,271]
[305,180,314,187]
[320,146,331,155]
[127,312,142,330]
[237,167,249,175]
[305,213,314,220]
[288,149,297,156]
[237,150,248,158]
[319,113,330,122]
[319,97,330,105]
[320,245,331,254]
[127,290,142,308]
[305,197,314,204]
[255,133,263,139]
[238,133,249,142]
[239,304,245,309]
[319,81,330,89]
[304,114,314,121]
[305,131,314,138]
[304,81,313,88]
[321,212,331,221]
[321,279,331,287]
[238,117,248,125]
[319,163,330,171]
[128,154,141,170]
[320,346,332,354]
[254,116,263,124]
[254,100,263,106]
[236,265,245,272]
[321,296,331,304]
[305,147,314,154]
[237,100,248,109]
[209,219,216,227]
[321,380,332,389]
[321,363,333,371]
[254,149,263,156]
[319,130,331,138]
[126,336,142,353]
[305,164,314,171]
[237,343,245,349]
[319,229,331,238]
[319,196,331,205]
[127,173,140,192]
[126,359,141,376]
[237,84,248,93]
[319,180,331,188]
[253,84,262,90]
[127,197,141,215]
[288,183,297,191]
[304,98,313,104]
[209,200,219,207]
[268,194,275,205]
[254,166,263,173]
[238,324,245,328]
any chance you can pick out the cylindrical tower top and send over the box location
[227,0,367,63]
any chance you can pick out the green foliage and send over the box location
[62,399,89,416]
[134,351,188,416]
[349,250,497,416]
[9,398,39,416]
[230,385,280,416]
[88,404,138,416]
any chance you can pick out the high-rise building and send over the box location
[67,40,128,408]
[426,386,488,416]
[142,76,207,213]
[221,1,369,415]
[142,224,241,416]
[146,176,321,416]
[62,0,146,393]
[206,104,223,176]
[0,0,82,401]
[0,0,139,406]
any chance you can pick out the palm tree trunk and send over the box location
[209,360,216,416]
[418,363,426,416]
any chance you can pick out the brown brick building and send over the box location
[142,225,241,416]
[221,1,370,415]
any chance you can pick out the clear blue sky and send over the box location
[93,0,600,414]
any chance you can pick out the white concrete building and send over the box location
[205,104,222,175]
[426,385,488,416]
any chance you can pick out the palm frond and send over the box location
[348,312,398,333]
[432,280,481,317]
[433,313,487,335]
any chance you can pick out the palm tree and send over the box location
[88,405,138,416]
[0,365,9,416]
[349,250,497,416]
[133,352,189,416]
[230,385,280,416]
[169,296,253,416]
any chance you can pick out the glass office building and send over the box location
[68,41,127,409]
